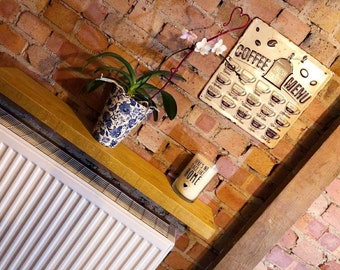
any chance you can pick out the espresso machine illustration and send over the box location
[200,18,333,148]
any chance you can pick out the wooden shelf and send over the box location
[0,67,215,240]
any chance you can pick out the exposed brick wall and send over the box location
[0,0,339,269]
[256,175,340,269]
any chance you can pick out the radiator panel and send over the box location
[0,110,174,270]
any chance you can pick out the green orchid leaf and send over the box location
[84,52,136,85]
[161,90,177,120]
[85,79,104,92]
[94,66,132,86]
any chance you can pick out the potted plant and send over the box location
[83,51,184,148]
[83,7,250,148]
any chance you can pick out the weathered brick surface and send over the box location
[82,1,107,26]
[0,23,27,54]
[244,146,277,176]
[215,155,238,179]
[308,1,340,33]
[44,0,79,33]
[137,124,168,153]
[187,106,219,134]
[216,181,248,211]
[26,45,57,74]
[214,208,233,228]
[21,0,49,14]
[75,22,108,52]
[265,246,293,268]
[0,0,19,22]
[160,118,219,160]
[241,0,282,24]
[164,251,193,270]
[260,176,340,269]
[214,128,249,157]
[1,0,339,269]
[17,12,52,44]
[271,9,310,45]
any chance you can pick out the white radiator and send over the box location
[0,108,174,270]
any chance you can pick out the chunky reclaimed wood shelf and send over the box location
[0,67,215,239]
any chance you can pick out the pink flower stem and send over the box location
[151,6,251,99]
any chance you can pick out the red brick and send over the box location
[162,143,189,172]
[76,22,108,52]
[214,208,233,228]
[187,106,218,134]
[0,23,27,54]
[265,246,293,268]
[214,128,249,157]
[46,32,89,66]
[269,138,295,162]
[326,179,340,205]
[160,118,219,160]
[286,0,309,11]
[294,213,313,232]
[322,204,340,231]
[198,192,220,215]
[242,0,282,24]
[216,155,238,179]
[175,233,190,251]
[105,0,131,14]
[244,146,277,176]
[173,64,207,97]
[320,261,340,270]
[307,218,327,239]
[158,1,214,30]
[308,2,340,33]
[164,251,193,270]
[203,175,219,192]
[228,166,251,187]
[156,23,183,52]
[292,238,324,265]
[243,174,264,196]
[187,48,225,77]
[17,12,52,44]
[21,0,49,13]
[319,232,340,252]
[44,0,79,33]
[102,15,157,64]
[279,229,298,249]
[300,31,338,67]
[128,0,163,36]
[0,0,19,22]
[63,0,89,12]
[271,9,310,45]
[194,0,220,14]
[216,181,248,211]
[308,194,328,216]
[26,45,58,74]
[137,124,167,153]
[83,0,108,25]
[187,242,216,268]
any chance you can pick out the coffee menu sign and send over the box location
[200,18,333,148]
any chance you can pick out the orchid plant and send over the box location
[84,7,250,121]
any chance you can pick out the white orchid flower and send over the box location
[211,39,227,55]
[194,38,211,55]
[180,29,198,43]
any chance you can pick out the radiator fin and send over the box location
[0,109,174,270]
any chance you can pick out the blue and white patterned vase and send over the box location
[92,84,152,148]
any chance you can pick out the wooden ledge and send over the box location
[0,67,215,240]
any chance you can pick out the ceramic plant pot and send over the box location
[92,84,152,148]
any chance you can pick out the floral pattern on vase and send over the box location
[92,84,152,148]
